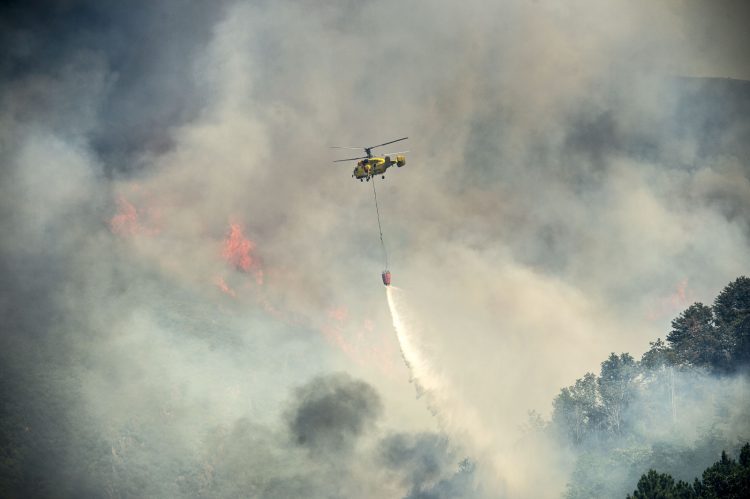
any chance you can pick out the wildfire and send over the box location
[214,276,237,298]
[670,278,689,306]
[321,305,398,376]
[222,223,257,272]
[109,195,161,237]
[110,196,140,236]
[647,278,693,320]
[215,222,264,301]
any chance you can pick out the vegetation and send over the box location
[548,277,750,498]
[553,276,750,447]
[627,444,750,498]
[2,277,748,497]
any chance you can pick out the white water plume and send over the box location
[386,286,513,491]
[387,286,485,433]
[386,286,445,404]
[386,286,572,498]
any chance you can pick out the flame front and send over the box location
[214,276,237,298]
[320,305,397,375]
[110,197,140,236]
[216,222,264,300]
[222,223,256,272]
[109,194,161,237]
[647,278,693,320]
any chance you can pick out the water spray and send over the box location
[385,287,487,430]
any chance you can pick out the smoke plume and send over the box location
[1,1,749,497]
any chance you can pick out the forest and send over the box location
[546,276,750,498]
[3,267,747,498]
[627,444,749,499]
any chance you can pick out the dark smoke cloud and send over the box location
[0,0,225,174]
[380,433,455,485]
[379,432,480,498]
[151,377,473,499]
[286,372,382,453]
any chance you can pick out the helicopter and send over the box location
[332,137,408,181]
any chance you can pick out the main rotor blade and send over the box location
[333,156,367,163]
[369,136,408,150]
[378,150,409,156]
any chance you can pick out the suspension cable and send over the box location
[371,179,389,270]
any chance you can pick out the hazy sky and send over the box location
[1,1,749,497]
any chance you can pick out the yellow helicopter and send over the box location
[332,137,408,181]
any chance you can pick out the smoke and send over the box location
[556,366,750,497]
[387,286,442,400]
[387,284,518,494]
[285,373,382,453]
[379,432,480,499]
[389,285,577,497]
[385,287,496,455]
[1,0,750,497]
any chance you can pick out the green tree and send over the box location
[628,444,750,499]
[641,338,678,370]
[693,444,750,499]
[713,277,750,330]
[598,353,637,435]
[552,373,603,444]
[733,316,750,368]
[667,303,731,371]
[713,277,750,368]
[627,469,696,498]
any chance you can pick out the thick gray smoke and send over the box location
[286,373,382,453]
[1,0,749,497]
[548,364,750,498]
[380,433,480,499]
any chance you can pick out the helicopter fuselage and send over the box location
[352,155,406,180]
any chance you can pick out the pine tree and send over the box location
[714,277,750,368]
[626,469,696,498]
[629,444,750,499]
[667,303,731,371]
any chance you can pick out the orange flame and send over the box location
[215,222,264,303]
[109,195,161,236]
[222,223,256,272]
[214,276,237,298]
[647,278,693,320]
[110,197,140,236]
[321,306,398,376]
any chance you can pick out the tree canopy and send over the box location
[627,444,750,499]
[550,277,750,498]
